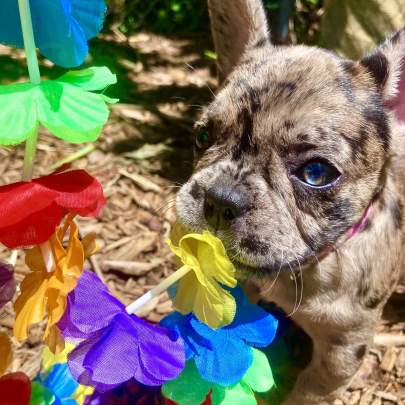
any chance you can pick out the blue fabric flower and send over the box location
[160,287,278,387]
[0,0,106,68]
[34,363,79,405]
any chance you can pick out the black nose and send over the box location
[204,186,245,230]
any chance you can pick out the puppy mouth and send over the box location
[229,251,316,279]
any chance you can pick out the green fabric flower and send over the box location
[163,348,274,405]
[0,66,117,145]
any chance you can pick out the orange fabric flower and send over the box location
[14,216,97,352]
[0,332,12,376]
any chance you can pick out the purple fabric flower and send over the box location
[0,262,16,309]
[58,270,185,392]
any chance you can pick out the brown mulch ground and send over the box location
[0,33,403,404]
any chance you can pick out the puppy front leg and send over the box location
[283,331,372,405]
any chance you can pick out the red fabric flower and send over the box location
[0,170,105,248]
[0,372,31,405]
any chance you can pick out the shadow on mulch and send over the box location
[90,35,215,184]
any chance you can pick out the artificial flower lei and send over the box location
[14,216,98,352]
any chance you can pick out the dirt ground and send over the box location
[0,32,403,404]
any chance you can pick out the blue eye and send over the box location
[298,161,340,187]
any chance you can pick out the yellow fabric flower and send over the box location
[0,332,12,376]
[168,230,237,328]
[42,342,75,371]
[14,216,97,352]
[72,385,95,405]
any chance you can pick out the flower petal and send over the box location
[241,348,274,393]
[160,312,212,360]
[0,372,32,405]
[59,271,123,339]
[162,361,211,405]
[0,0,106,68]
[44,363,79,400]
[211,381,255,405]
[232,291,278,348]
[0,170,105,249]
[0,263,16,310]
[14,272,49,341]
[0,333,12,376]
[173,272,236,329]
[189,319,253,386]
[135,317,185,385]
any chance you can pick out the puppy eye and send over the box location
[195,131,211,150]
[296,161,341,188]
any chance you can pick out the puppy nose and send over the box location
[204,186,245,230]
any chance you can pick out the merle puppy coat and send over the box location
[175,1,405,403]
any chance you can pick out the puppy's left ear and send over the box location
[361,28,405,124]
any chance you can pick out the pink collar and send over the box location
[317,203,373,261]
[345,203,373,240]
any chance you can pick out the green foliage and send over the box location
[105,0,323,44]
[106,0,209,35]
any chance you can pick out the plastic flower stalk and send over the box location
[58,270,185,392]
[127,229,237,329]
[0,169,105,249]
[13,216,97,352]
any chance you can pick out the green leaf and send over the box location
[162,360,211,405]
[242,348,274,393]
[212,382,256,405]
[0,67,117,145]
[38,80,110,143]
[0,82,38,145]
[58,66,117,91]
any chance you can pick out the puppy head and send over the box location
[176,0,405,277]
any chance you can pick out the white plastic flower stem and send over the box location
[17,0,54,272]
[18,0,40,181]
[125,265,191,315]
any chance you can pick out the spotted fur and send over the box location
[175,1,405,403]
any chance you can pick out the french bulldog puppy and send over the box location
[175,1,405,403]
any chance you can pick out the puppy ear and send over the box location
[208,0,270,83]
[360,28,405,124]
